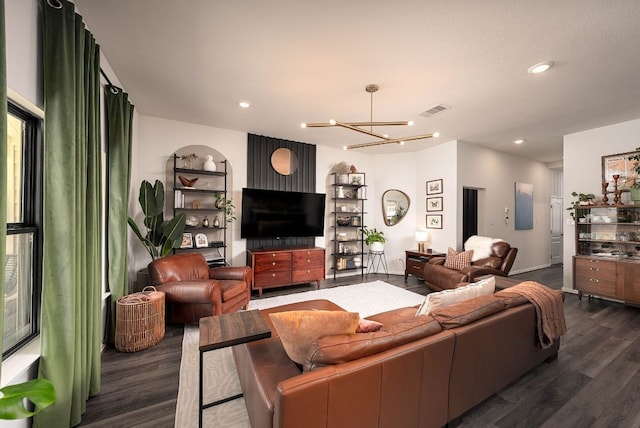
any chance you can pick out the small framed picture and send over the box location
[426,179,443,195]
[350,216,361,226]
[195,233,209,248]
[426,214,443,229]
[348,173,366,186]
[180,232,193,249]
[426,196,443,212]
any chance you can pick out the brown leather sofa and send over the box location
[232,289,560,428]
[147,253,251,323]
[423,241,518,292]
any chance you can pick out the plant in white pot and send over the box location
[331,161,350,184]
[628,148,640,203]
[363,228,386,252]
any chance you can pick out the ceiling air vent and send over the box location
[420,104,450,117]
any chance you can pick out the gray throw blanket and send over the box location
[508,281,567,348]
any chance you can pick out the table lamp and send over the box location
[415,230,430,253]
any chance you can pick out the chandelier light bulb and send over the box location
[238,101,251,108]
[433,132,440,138]
[400,141,405,145]
[329,119,336,125]
[407,120,414,126]
[342,145,348,150]
[300,123,307,128]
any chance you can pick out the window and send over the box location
[4,101,42,358]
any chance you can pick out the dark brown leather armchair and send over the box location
[423,241,517,292]
[147,253,252,324]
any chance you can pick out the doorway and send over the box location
[550,196,563,265]
[463,188,478,243]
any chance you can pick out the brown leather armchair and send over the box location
[147,253,252,324]
[423,241,517,292]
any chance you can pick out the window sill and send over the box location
[1,336,41,387]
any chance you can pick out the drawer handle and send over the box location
[272,273,276,277]
[589,278,599,283]
[589,267,599,271]
[307,270,311,274]
[412,266,421,270]
[307,259,311,263]
[272,262,276,266]
[272,253,276,257]
[589,259,599,263]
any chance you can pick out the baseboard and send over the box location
[510,263,552,276]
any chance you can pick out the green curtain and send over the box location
[35,0,102,426]
[105,86,134,343]
[0,0,7,373]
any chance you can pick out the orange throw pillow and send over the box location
[443,247,473,270]
[269,310,359,364]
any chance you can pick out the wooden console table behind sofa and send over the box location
[248,247,325,296]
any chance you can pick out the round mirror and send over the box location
[271,148,299,175]
[382,189,410,226]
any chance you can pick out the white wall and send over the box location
[563,118,640,291]
[457,141,552,274]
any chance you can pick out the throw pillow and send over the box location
[415,276,496,316]
[356,318,384,333]
[269,310,359,365]
[443,247,473,270]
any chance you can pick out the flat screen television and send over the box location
[241,188,326,239]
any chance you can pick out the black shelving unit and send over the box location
[330,172,367,279]
[172,154,228,266]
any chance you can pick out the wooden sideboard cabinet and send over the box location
[573,205,640,304]
[248,247,325,296]
[404,250,446,281]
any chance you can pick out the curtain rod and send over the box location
[100,68,120,94]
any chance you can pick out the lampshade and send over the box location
[415,230,429,253]
[415,231,429,243]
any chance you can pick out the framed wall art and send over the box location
[426,179,443,195]
[426,196,443,212]
[602,150,640,190]
[515,182,534,230]
[426,214,443,229]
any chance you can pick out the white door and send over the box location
[550,197,563,265]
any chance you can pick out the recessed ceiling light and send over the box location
[514,139,524,144]
[527,61,554,74]
[238,101,251,108]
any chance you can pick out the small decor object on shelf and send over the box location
[195,233,208,248]
[192,199,201,209]
[202,216,209,228]
[180,233,193,249]
[349,173,365,185]
[203,155,217,172]
[180,153,198,169]
[185,215,199,227]
[213,216,221,228]
[627,148,640,203]
[178,175,198,188]
[336,216,351,226]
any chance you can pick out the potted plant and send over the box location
[628,148,640,203]
[128,180,187,260]
[566,191,596,220]
[331,161,350,184]
[214,192,236,223]
[0,378,55,419]
[363,228,386,252]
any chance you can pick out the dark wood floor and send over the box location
[79,265,640,427]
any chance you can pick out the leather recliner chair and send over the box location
[147,253,252,323]
[423,241,517,292]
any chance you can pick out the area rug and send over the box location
[174,280,424,428]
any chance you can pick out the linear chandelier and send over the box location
[301,84,439,150]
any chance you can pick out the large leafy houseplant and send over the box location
[214,192,236,223]
[628,148,640,202]
[0,379,55,419]
[363,228,386,245]
[128,180,186,260]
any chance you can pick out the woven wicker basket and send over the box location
[115,286,165,352]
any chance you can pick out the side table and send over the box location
[366,250,389,277]
[405,249,446,281]
[198,310,271,428]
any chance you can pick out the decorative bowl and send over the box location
[336,216,351,226]
[178,175,198,187]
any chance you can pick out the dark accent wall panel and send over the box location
[246,134,317,249]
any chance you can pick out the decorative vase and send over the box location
[202,216,209,228]
[336,186,345,198]
[213,216,221,228]
[203,155,216,172]
[370,242,384,252]
[337,174,349,184]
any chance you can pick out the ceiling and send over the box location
[73,0,640,164]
